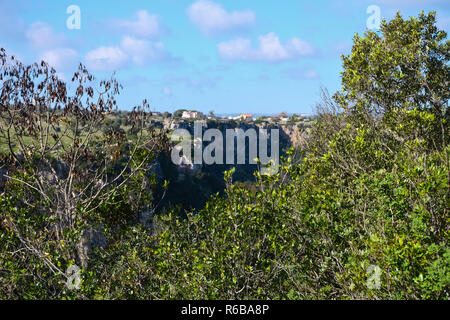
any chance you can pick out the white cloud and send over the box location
[304,70,319,79]
[26,22,66,50]
[85,36,173,71]
[85,10,175,71]
[39,48,78,71]
[120,36,169,66]
[218,38,252,60]
[163,87,172,96]
[112,10,165,38]
[218,33,316,62]
[25,22,79,72]
[85,46,128,71]
[187,0,255,34]
[283,66,319,80]
[287,38,316,57]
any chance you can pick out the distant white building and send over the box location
[239,113,253,121]
[230,113,253,121]
[182,111,201,119]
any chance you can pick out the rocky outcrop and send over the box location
[76,225,107,269]
[279,124,309,149]
[154,119,309,179]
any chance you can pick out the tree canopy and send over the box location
[0,12,448,300]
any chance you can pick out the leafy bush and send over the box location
[0,11,448,299]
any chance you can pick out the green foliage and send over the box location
[173,109,187,118]
[1,11,448,300]
[338,11,449,117]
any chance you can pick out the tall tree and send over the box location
[337,11,449,119]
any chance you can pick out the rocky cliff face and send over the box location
[278,123,310,149]
[161,119,308,147]
[144,119,312,212]
[157,119,308,175]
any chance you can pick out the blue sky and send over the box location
[1,0,449,114]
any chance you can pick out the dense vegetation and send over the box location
[0,12,448,299]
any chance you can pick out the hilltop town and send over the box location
[144,109,315,125]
